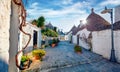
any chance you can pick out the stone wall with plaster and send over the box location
[92,29,120,63]
[22,23,41,53]
[0,0,11,72]
[115,5,120,22]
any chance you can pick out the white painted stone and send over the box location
[115,5,120,22]
[79,38,90,50]
[72,35,77,44]
[66,31,72,41]
[37,30,42,48]
[0,0,11,72]
[75,28,91,49]
[92,29,120,63]
[9,1,20,72]
[22,23,41,53]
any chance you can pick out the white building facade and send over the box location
[22,23,42,53]
[92,6,120,63]
[76,28,91,50]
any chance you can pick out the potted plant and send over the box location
[51,39,56,48]
[20,55,31,68]
[32,49,46,60]
[74,45,82,54]
[55,39,59,46]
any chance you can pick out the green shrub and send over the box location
[32,49,46,58]
[56,38,59,43]
[52,39,59,44]
[52,39,57,44]
[41,28,58,37]
[21,55,29,63]
[74,45,82,52]
[45,45,49,48]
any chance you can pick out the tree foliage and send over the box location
[53,27,57,32]
[31,16,45,28]
[32,19,37,25]
[41,28,58,37]
[37,16,45,27]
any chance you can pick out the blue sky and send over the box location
[24,0,120,32]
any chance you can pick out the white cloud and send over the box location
[62,0,73,5]
[26,1,89,21]
[30,2,39,8]
[100,0,120,6]
[52,0,73,6]
[26,1,93,32]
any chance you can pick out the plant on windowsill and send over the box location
[74,45,82,54]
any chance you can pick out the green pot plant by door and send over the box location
[74,45,82,54]
[20,55,32,69]
[51,39,57,48]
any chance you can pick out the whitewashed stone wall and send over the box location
[0,0,11,72]
[64,35,68,40]
[22,23,41,53]
[59,35,65,41]
[0,0,22,72]
[76,28,91,49]
[66,31,72,41]
[22,24,34,53]
[79,38,90,50]
[115,5,120,22]
[77,29,91,38]
[92,29,120,63]
[72,35,77,44]
[114,30,120,62]
[9,1,22,72]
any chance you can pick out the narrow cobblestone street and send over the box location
[39,41,120,72]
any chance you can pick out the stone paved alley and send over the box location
[38,41,120,72]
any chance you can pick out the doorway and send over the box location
[33,30,37,48]
[77,34,79,45]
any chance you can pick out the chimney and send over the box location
[80,20,83,24]
[91,8,94,13]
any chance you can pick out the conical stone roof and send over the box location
[67,25,76,35]
[86,8,110,31]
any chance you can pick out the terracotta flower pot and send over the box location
[51,44,56,48]
[21,60,32,69]
[33,56,40,60]
[76,51,81,54]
